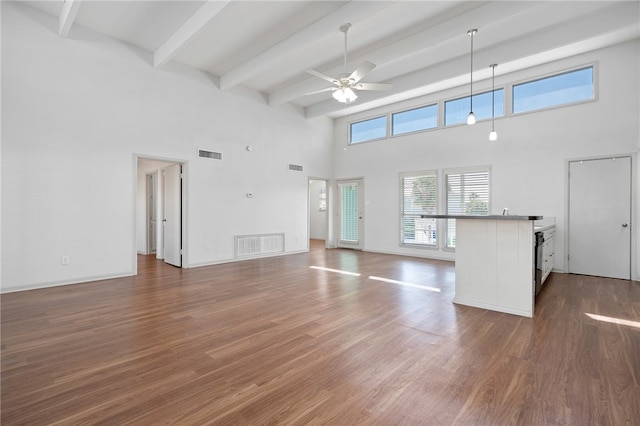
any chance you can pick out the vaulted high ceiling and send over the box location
[21,0,640,119]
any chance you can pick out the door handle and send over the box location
[622,223,628,228]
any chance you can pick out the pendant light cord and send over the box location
[466,29,477,125]
[470,32,473,112]
[489,63,498,140]
[491,64,495,130]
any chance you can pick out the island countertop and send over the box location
[420,214,543,220]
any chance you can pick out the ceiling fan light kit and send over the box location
[333,87,358,103]
[306,23,393,104]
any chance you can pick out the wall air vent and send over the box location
[235,233,284,258]
[199,150,222,160]
[288,164,303,172]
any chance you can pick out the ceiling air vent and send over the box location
[199,149,222,160]
[288,164,303,172]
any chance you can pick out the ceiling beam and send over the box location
[154,0,233,69]
[277,0,632,112]
[268,0,534,107]
[59,0,82,38]
[219,1,393,91]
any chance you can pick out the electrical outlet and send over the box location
[61,256,70,265]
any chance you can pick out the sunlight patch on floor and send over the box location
[586,313,640,329]
[309,266,361,277]
[368,276,441,292]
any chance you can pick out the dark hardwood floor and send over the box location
[2,240,639,425]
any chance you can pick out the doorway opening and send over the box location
[309,178,329,248]
[136,157,186,271]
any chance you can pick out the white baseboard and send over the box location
[1,271,135,294]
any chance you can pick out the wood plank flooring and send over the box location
[2,240,639,425]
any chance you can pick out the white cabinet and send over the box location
[541,227,555,283]
[454,218,536,318]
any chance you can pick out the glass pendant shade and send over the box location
[489,130,498,141]
[467,112,476,125]
[332,87,357,103]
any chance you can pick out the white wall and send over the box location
[334,40,640,278]
[309,179,327,240]
[1,2,334,292]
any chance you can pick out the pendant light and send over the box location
[489,63,498,140]
[466,29,477,125]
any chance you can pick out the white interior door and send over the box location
[569,157,631,279]
[337,179,364,249]
[163,164,182,267]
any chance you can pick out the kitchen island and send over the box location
[425,215,542,317]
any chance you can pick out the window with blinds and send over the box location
[400,171,438,246]
[445,168,490,248]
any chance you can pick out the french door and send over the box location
[337,179,364,249]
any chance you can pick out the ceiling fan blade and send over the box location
[349,61,376,83]
[355,82,394,91]
[305,87,335,96]
[306,69,339,85]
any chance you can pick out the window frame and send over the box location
[511,64,597,116]
[399,170,439,248]
[343,63,597,146]
[348,115,388,144]
[391,103,439,137]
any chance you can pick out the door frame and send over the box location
[565,153,636,280]
[336,177,364,250]
[134,155,188,273]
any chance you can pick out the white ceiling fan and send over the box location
[306,23,393,104]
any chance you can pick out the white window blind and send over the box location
[400,171,437,246]
[445,169,490,248]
